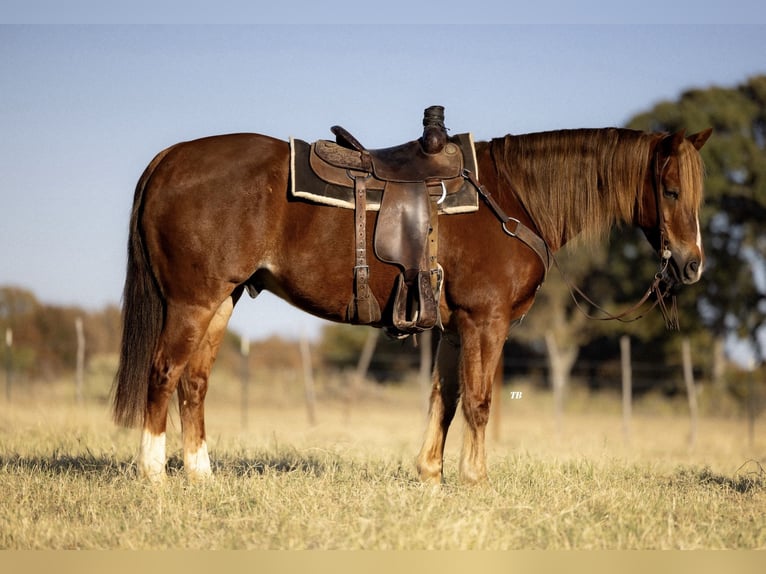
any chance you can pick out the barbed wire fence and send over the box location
[3,313,761,450]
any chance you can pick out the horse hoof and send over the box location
[186,469,214,483]
[138,467,167,484]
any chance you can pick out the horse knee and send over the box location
[462,393,491,428]
[180,373,208,405]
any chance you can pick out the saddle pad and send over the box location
[289,133,479,215]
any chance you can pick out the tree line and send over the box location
[0,286,121,381]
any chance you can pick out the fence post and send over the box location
[300,334,317,426]
[747,359,756,448]
[681,337,698,448]
[241,335,250,430]
[621,335,632,444]
[545,331,565,436]
[75,317,85,405]
[345,328,379,423]
[4,328,12,402]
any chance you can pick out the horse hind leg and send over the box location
[177,295,235,481]
[137,300,223,482]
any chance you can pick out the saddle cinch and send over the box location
[290,106,479,336]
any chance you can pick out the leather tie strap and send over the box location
[463,169,551,275]
[347,173,381,324]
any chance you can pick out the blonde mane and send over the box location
[492,128,659,250]
[676,139,705,215]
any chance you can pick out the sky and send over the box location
[2,17,766,342]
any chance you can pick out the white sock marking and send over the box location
[137,429,166,481]
[185,440,212,479]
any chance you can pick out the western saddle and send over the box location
[302,106,473,336]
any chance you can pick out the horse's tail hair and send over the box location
[111,146,174,428]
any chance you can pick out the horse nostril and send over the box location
[688,261,699,273]
[684,260,701,282]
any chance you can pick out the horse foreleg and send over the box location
[177,296,234,481]
[137,302,217,482]
[416,332,460,485]
[458,320,506,485]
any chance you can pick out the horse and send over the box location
[112,123,711,484]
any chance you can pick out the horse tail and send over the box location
[111,146,174,428]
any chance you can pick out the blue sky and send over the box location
[1,22,766,341]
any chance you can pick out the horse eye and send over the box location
[663,189,679,200]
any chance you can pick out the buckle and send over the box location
[502,218,521,237]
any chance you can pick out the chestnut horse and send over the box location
[113,125,711,483]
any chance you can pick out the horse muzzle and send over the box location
[667,251,703,286]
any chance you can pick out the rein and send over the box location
[552,253,679,329]
[462,149,681,329]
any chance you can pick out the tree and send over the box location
[0,286,42,376]
[512,244,593,419]
[0,285,123,381]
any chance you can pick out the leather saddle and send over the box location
[303,106,471,336]
[315,126,463,184]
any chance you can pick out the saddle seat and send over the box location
[324,125,464,182]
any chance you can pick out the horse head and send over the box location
[639,128,712,286]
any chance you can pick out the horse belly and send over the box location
[252,203,400,324]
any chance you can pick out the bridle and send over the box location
[463,141,682,330]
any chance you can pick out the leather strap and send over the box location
[557,257,675,326]
[463,169,551,275]
[428,201,441,292]
[426,200,443,329]
[347,174,381,324]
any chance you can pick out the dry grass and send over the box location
[0,370,764,549]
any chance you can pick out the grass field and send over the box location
[0,368,764,550]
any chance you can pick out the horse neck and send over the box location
[490,129,655,251]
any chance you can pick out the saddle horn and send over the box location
[421,105,448,155]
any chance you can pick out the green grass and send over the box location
[0,373,764,549]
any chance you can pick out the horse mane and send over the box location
[491,128,658,250]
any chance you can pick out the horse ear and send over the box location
[660,130,686,154]
[687,128,713,150]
